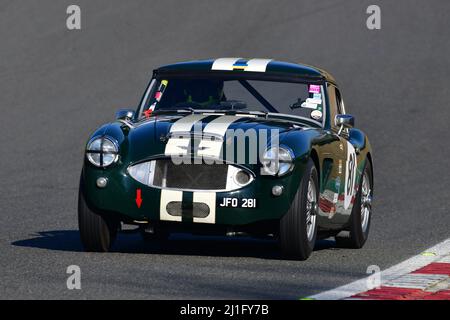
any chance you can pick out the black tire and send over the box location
[280,159,319,260]
[335,158,373,248]
[78,179,118,252]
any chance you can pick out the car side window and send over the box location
[327,83,339,130]
[334,87,351,136]
[335,88,346,115]
[327,84,347,131]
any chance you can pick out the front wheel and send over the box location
[336,158,373,248]
[78,181,118,252]
[279,159,319,260]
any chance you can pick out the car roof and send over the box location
[154,58,337,84]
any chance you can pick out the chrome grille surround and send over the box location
[128,159,254,192]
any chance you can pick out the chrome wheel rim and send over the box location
[360,171,372,233]
[305,177,317,241]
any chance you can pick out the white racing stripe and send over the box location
[202,115,240,136]
[164,137,190,156]
[211,58,272,72]
[169,114,207,132]
[162,115,207,221]
[161,115,242,225]
[245,58,272,72]
[193,192,216,224]
[198,115,241,158]
[164,114,208,156]
[160,189,183,222]
[193,116,240,224]
[211,57,241,71]
[308,238,450,300]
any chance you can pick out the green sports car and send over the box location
[79,58,373,260]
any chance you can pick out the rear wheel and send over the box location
[78,180,118,252]
[336,158,373,248]
[280,159,319,260]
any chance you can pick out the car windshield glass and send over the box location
[139,77,324,125]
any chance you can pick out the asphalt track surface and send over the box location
[0,0,449,299]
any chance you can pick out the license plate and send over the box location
[217,197,257,208]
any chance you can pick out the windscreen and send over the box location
[139,77,325,125]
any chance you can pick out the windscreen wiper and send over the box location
[223,109,269,117]
[151,107,195,115]
[136,108,195,123]
[197,109,269,118]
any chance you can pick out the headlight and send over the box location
[261,146,294,176]
[86,136,119,167]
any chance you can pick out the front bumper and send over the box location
[81,160,306,226]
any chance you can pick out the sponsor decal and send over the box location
[310,110,322,120]
[232,60,248,71]
[301,101,318,109]
[309,84,321,94]
[144,108,153,118]
[344,142,357,210]
[313,93,322,100]
[146,79,169,117]
[211,57,241,71]
[319,190,337,218]
[212,58,272,72]
[306,97,322,105]
[333,193,339,204]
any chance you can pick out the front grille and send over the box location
[128,158,254,191]
[166,201,210,218]
[153,159,228,190]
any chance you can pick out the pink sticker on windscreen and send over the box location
[309,85,321,94]
[154,91,162,101]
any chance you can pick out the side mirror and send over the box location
[335,114,355,128]
[115,108,135,121]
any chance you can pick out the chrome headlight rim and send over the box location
[86,136,119,168]
[261,146,295,177]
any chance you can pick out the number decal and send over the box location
[344,142,357,210]
[347,152,356,195]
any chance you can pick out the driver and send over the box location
[183,80,224,108]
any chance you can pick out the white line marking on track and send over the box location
[308,238,450,300]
